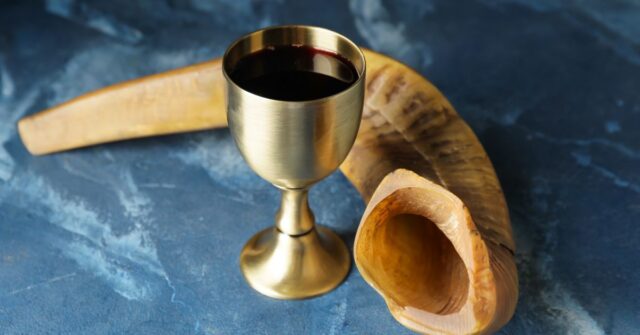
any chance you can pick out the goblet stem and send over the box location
[275,188,314,236]
[239,184,350,299]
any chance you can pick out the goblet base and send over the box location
[239,226,350,299]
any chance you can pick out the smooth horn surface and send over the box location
[16,49,518,334]
[17,60,226,155]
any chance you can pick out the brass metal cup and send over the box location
[223,25,365,299]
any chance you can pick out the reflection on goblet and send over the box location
[223,25,365,299]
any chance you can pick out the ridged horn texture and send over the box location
[17,49,517,334]
[343,52,517,334]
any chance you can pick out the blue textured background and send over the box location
[1,1,639,334]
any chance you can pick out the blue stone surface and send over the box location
[1,0,639,334]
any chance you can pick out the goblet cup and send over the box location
[223,25,365,299]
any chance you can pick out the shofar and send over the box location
[18,50,517,334]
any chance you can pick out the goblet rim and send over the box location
[222,24,366,105]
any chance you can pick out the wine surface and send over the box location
[230,45,358,101]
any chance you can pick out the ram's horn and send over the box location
[17,49,517,334]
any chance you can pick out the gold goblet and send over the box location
[223,25,365,299]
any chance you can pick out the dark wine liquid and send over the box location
[230,45,358,101]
